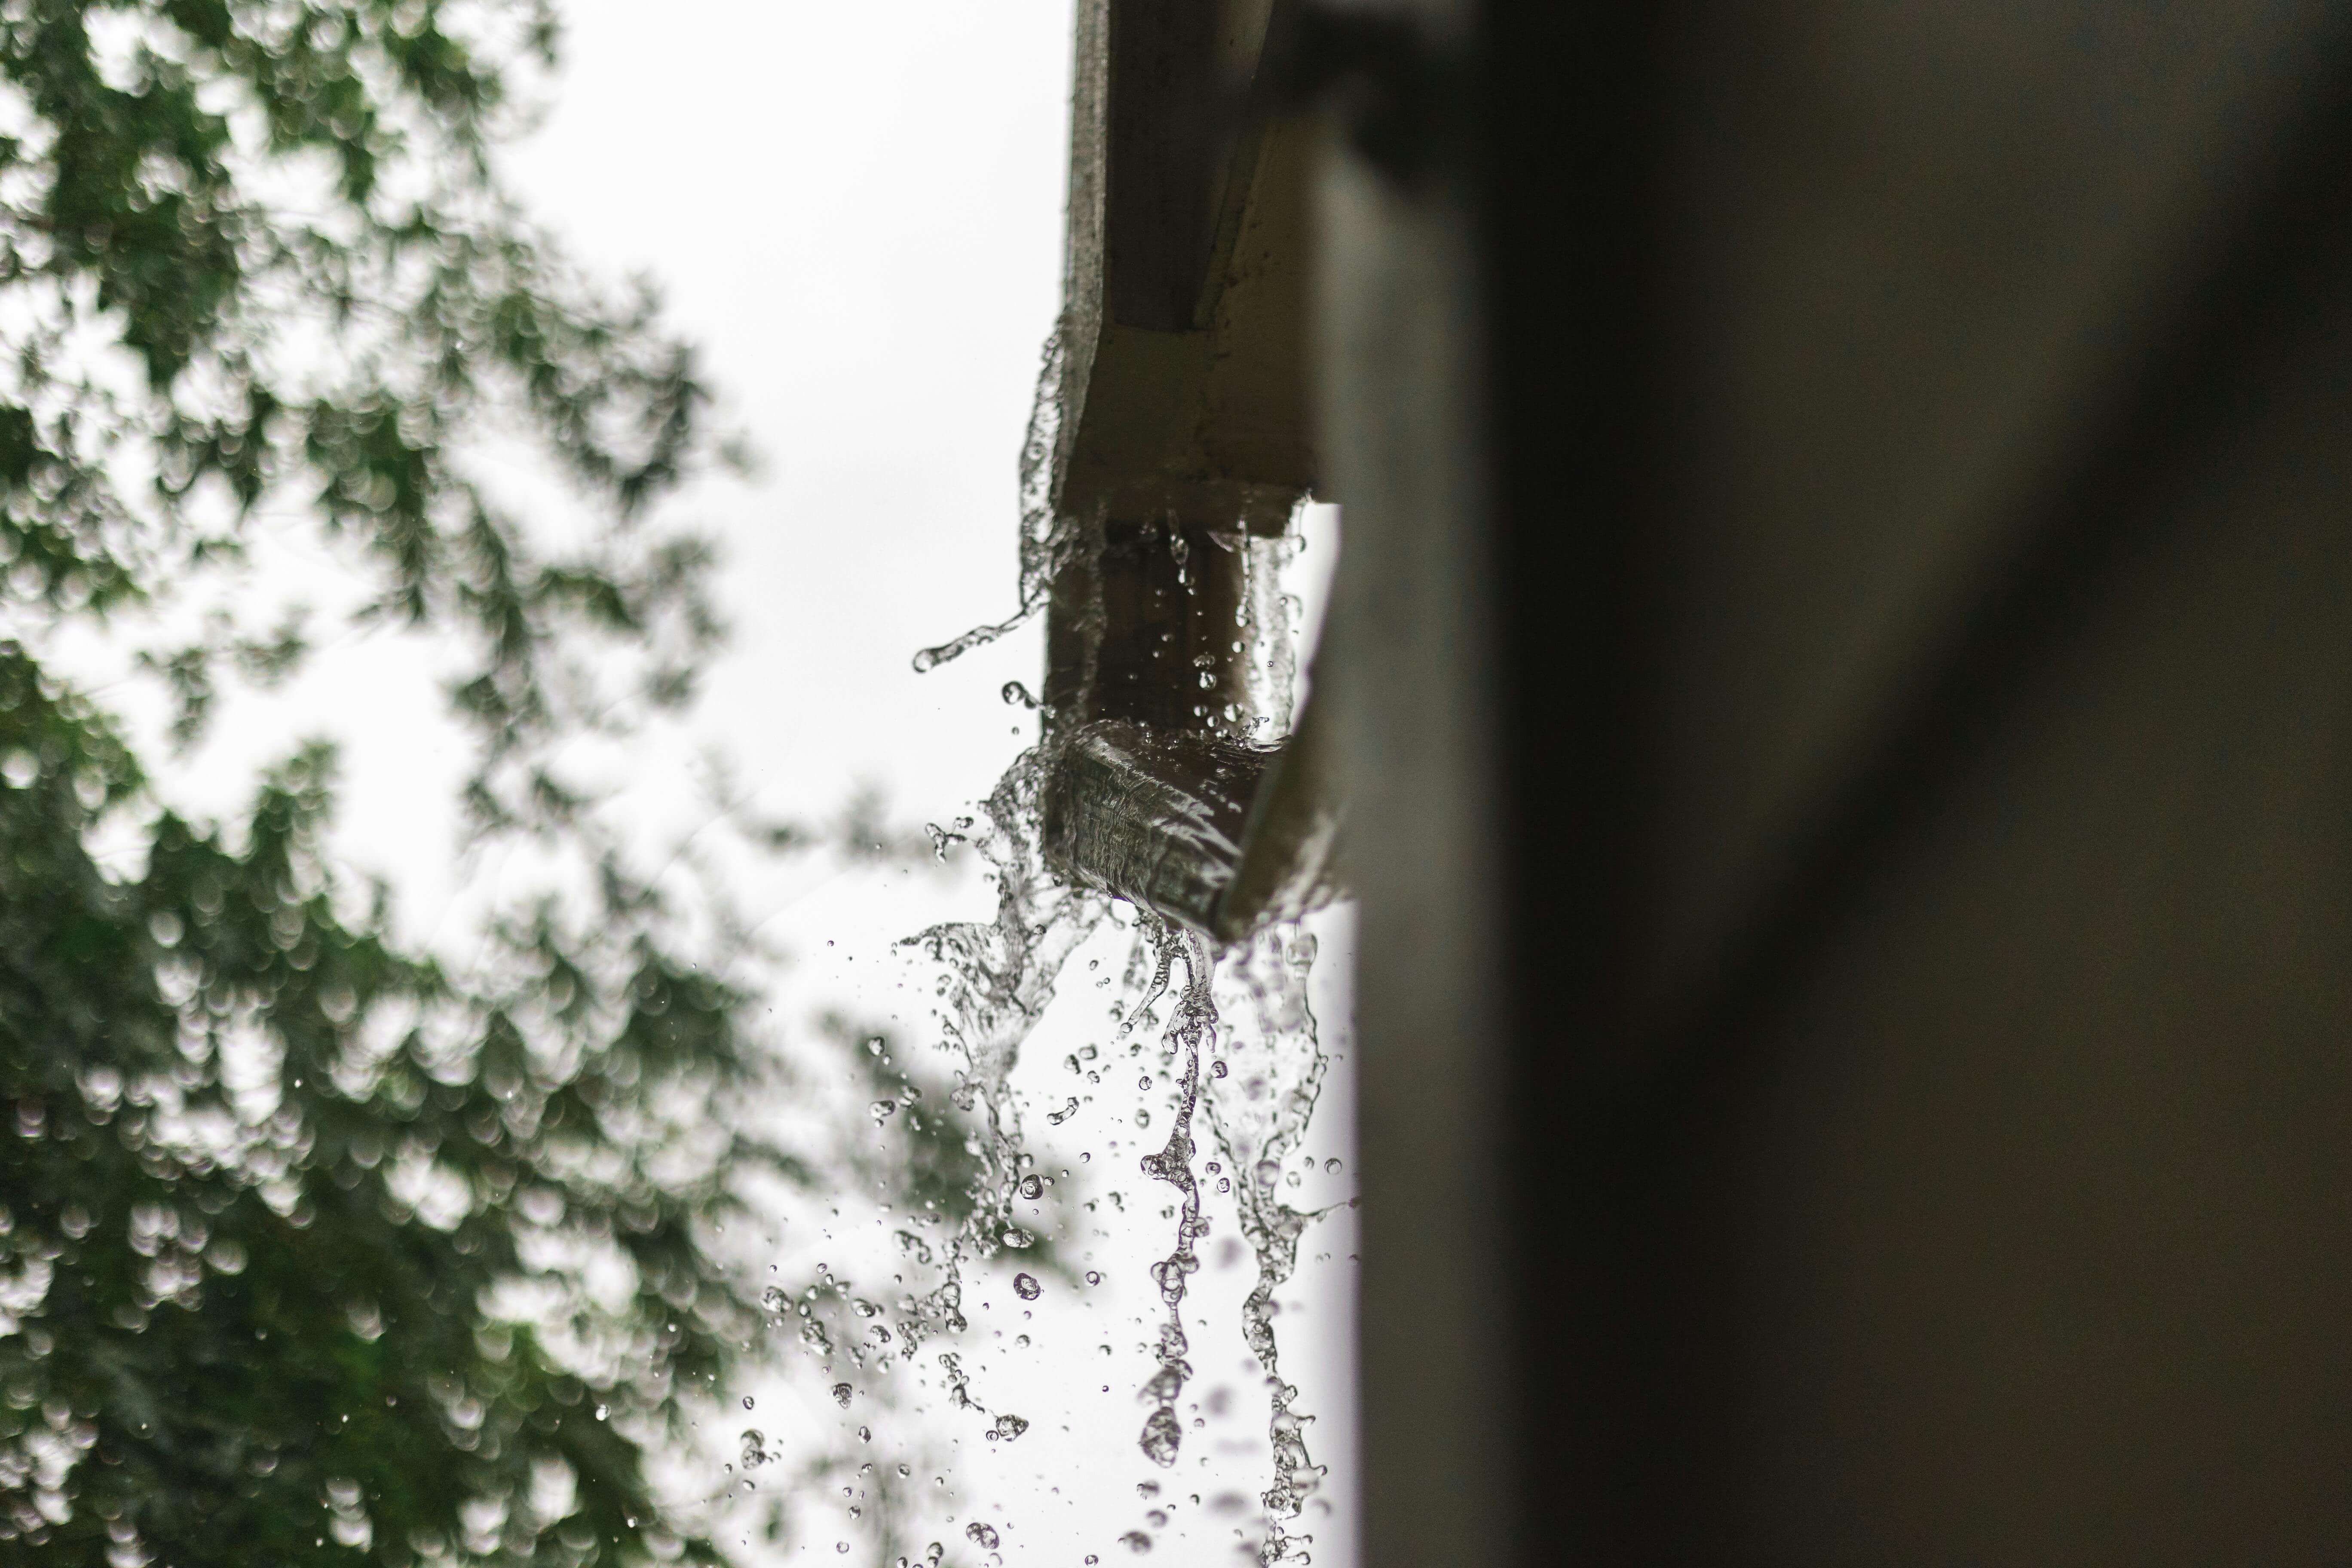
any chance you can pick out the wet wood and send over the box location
[1039,0,1336,940]
[1041,720,1271,934]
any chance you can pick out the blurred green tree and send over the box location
[0,1,821,1562]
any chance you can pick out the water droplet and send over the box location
[1325,1158,1341,1174]
[831,1383,854,1408]
[1139,1406,1182,1466]
[1001,1226,1034,1249]
[1084,1270,1102,1286]
[871,1099,897,1118]
[594,1405,608,1420]
[1018,1174,1045,1200]
[740,1429,764,1466]
[742,1396,755,1410]
[858,1425,872,1442]
[1120,1531,1153,1554]
[1210,1060,1228,1078]
[837,1544,850,1555]
[1047,1097,1079,1125]
[1013,1273,1041,1301]
[991,1413,1030,1441]
[965,1522,1001,1550]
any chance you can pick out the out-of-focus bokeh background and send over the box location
[35,0,1360,1562]
[506,9,1361,1562]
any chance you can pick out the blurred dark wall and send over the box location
[1316,1,2352,1559]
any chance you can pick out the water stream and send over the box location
[754,325,1344,1565]
[898,788,1338,1563]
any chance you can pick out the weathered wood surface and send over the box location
[1056,0,1316,534]
[1041,714,1340,940]
[1042,720,1266,933]
[1036,0,1335,942]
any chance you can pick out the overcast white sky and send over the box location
[493,9,1360,1561]
[502,0,1073,823]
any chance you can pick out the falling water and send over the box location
[895,742,1102,1362]
[1207,926,1335,1549]
[839,324,1344,1564]
[1128,920,1210,1476]
[901,802,1337,1562]
[909,327,1076,677]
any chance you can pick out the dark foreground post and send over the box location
[1311,0,2352,1562]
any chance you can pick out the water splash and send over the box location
[874,365,1339,1557]
[911,326,1075,674]
[1128,919,1216,1468]
[1206,926,1336,1561]
[737,737,1105,1565]
[814,784,1340,1561]
[896,749,1103,1364]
